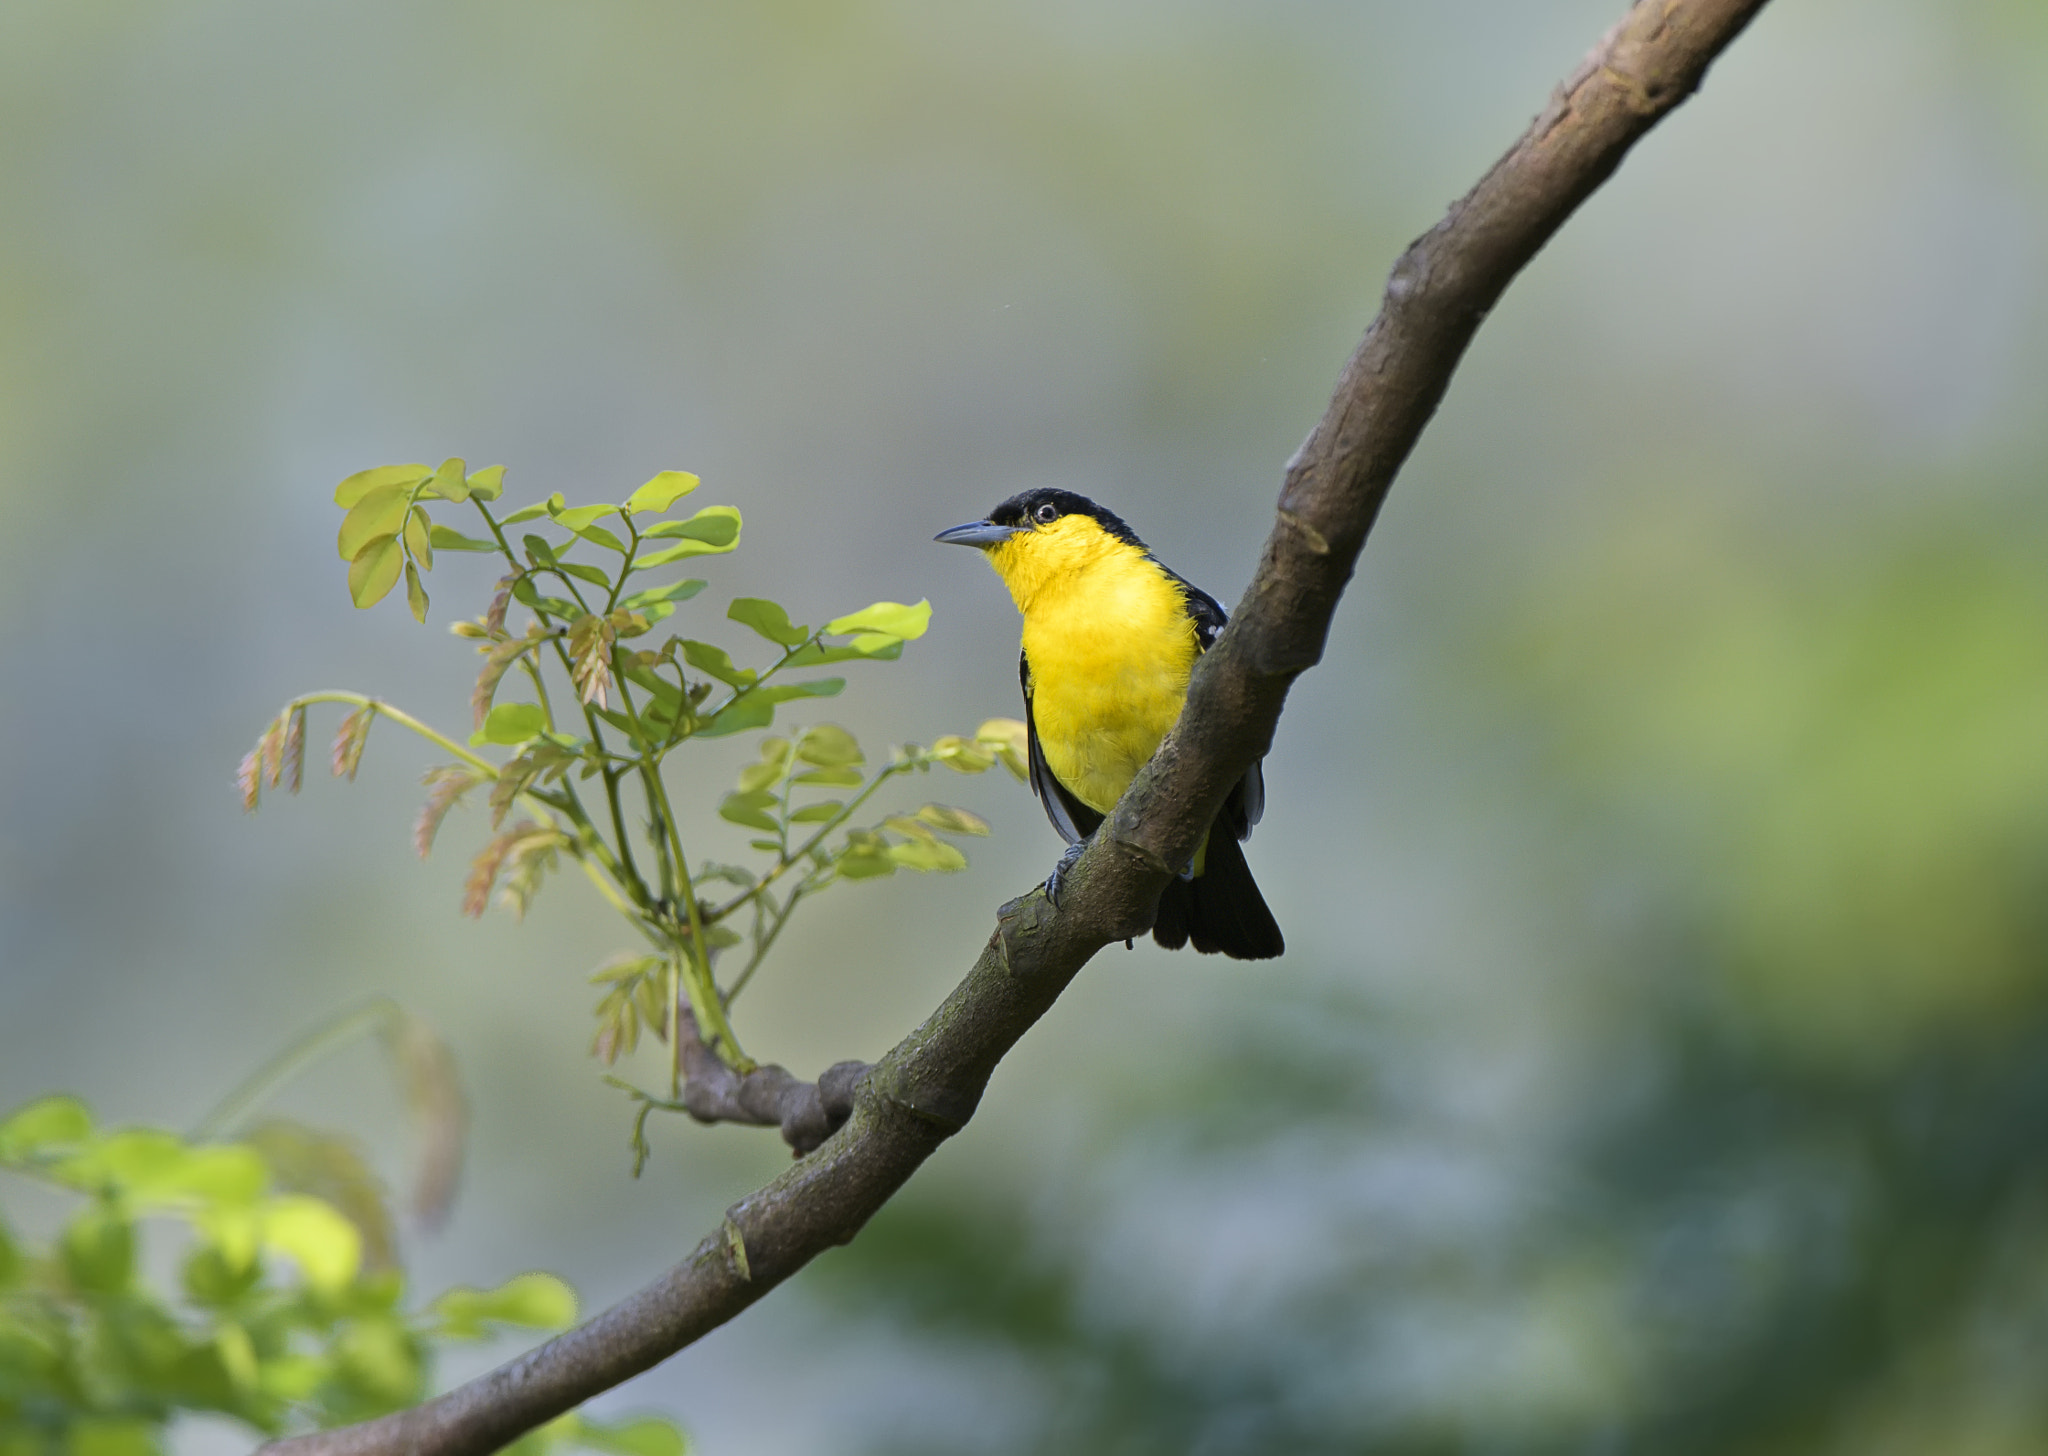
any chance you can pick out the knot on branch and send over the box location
[678,1011,868,1154]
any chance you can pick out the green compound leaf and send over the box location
[620,579,707,612]
[823,599,931,640]
[466,464,507,501]
[625,470,701,515]
[348,536,406,608]
[425,457,469,502]
[430,524,499,553]
[472,702,547,746]
[431,1271,578,1340]
[727,597,809,647]
[335,463,429,508]
[788,801,842,823]
[719,790,781,834]
[338,481,415,561]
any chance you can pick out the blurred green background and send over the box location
[5,0,2048,1451]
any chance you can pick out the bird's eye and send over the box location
[1034,503,1059,525]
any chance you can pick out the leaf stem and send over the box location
[723,885,803,1006]
[707,760,908,923]
[473,501,653,910]
[289,692,498,776]
[191,997,401,1140]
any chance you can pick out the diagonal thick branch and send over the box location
[262,3,1772,1452]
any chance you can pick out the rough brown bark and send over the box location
[262,3,1774,1451]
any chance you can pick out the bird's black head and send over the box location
[985,489,1146,549]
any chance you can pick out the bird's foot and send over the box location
[1043,839,1088,909]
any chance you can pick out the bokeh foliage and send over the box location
[0,1096,681,1456]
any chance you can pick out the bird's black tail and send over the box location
[1151,829,1283,960]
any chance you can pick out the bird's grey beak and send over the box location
[934,520,1021,549]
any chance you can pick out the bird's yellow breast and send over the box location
[986,517,1199,816]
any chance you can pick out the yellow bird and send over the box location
[937,489,1283,959]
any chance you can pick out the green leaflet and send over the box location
[425,457,469,502]
[640,505,741,546]
[334,463,429,508]
[680,639,755,688]
[429,525,499,552]
[727,597,809,647]
[550,503,629,553]
[619,579,708,611]
[697,680,844,738]
[795,724,863,767]
[784,635,904,667]
[261,1195,362,1293]
[405,561,429,623]
[915,804,991,836]
[0,1095,92,1162]
[888,837,969,873]
[719,790,780,833]
[429,1272,577,1339]
[472,703,547,746]
[501,493,567,525]
[625,470,700,514]
[823,599,931,640]
[338,482,414,561]
[792,765,863,787]
[348,537,405,608]
[556,560,613,589]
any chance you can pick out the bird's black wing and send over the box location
[1021,648,1102,847]
[1153,560,1228,651]
[1153,559,1264,837]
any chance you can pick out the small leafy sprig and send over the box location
[0,1089,683,1456]
[242,460,1025,1159]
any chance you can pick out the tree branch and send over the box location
[674,1008,866,1154]
[261,3,1773,1451]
